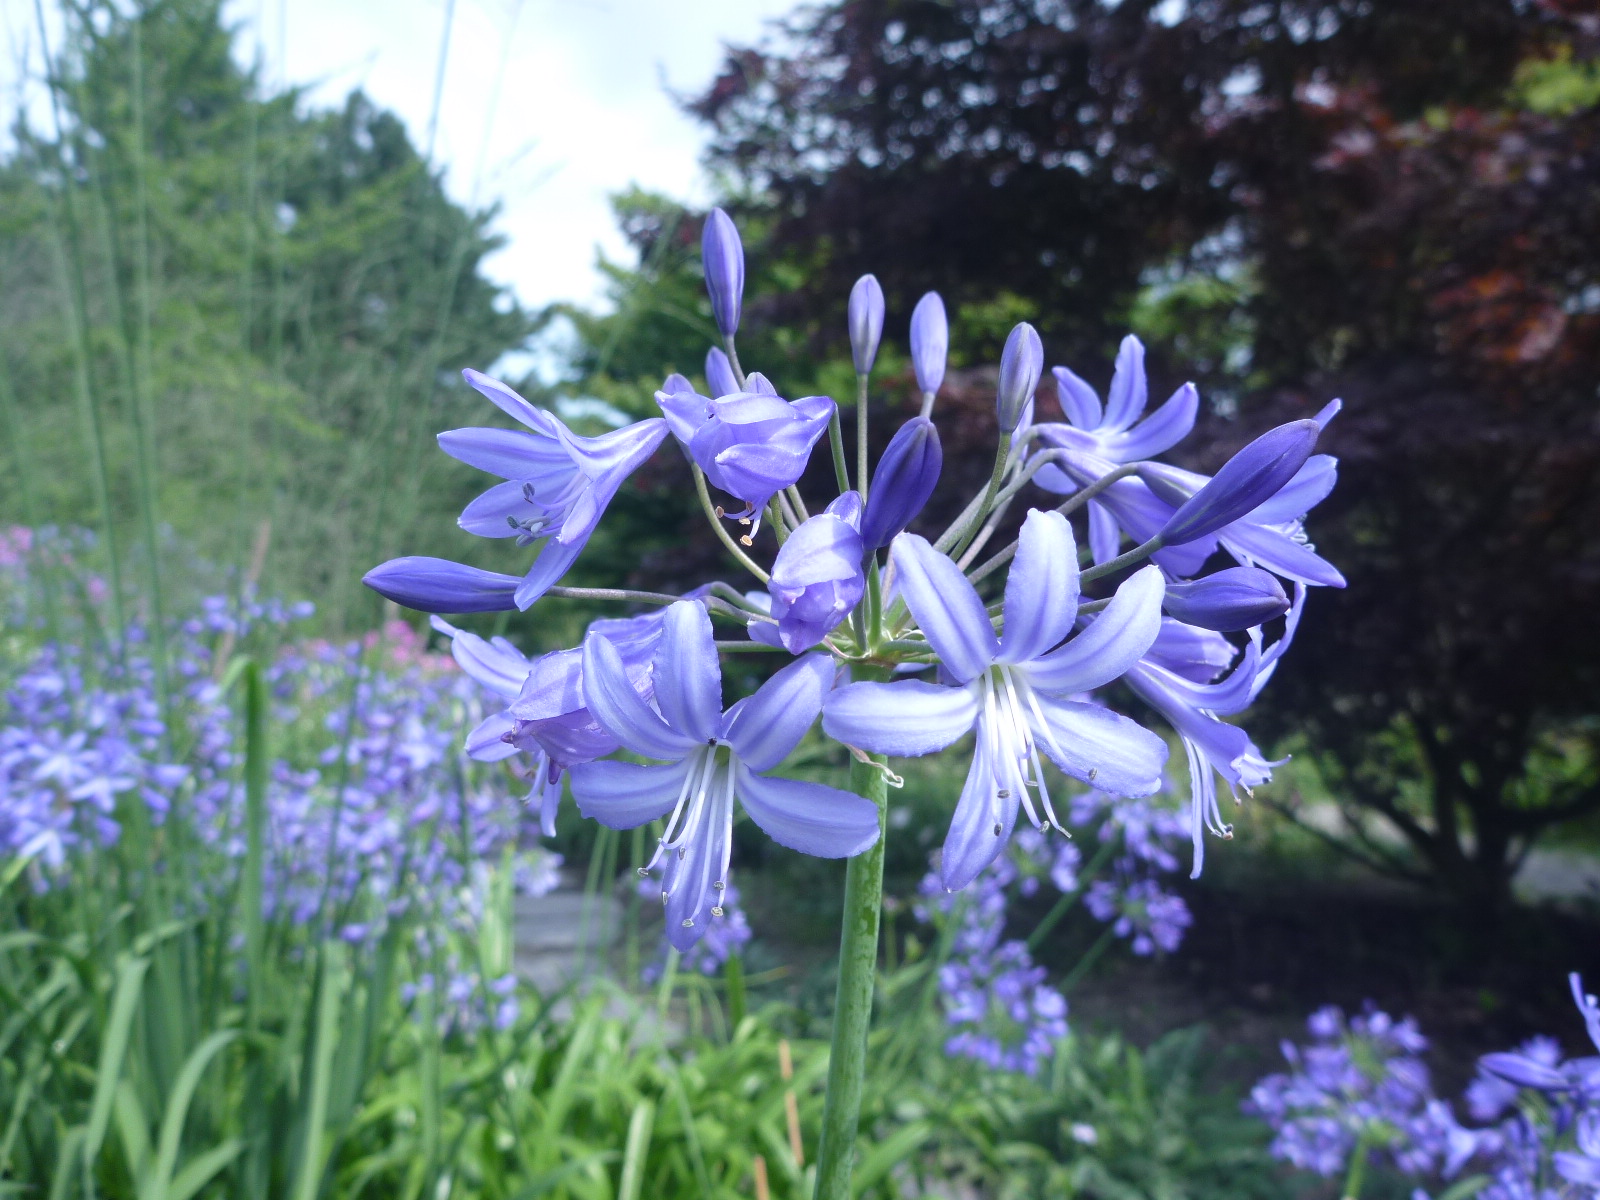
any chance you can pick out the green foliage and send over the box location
[0,0,536,630]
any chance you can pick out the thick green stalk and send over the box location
[813,739,891,1200]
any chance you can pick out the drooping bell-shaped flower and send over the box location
[996,322,1043,434]
[430,617,566,834]
[754,493,865,653]
[1157,420,1321,546]
[427,369,668,610]
[1120,594,1304,877]
[1162,567,1289,632]
[569,602,880,949]
[702,207,744,337]
[363,557,521,614]
[656,385,835,530]
[849,275,885,374]
[860,417,942,551]
[910,292,948,398]
[705,347,738,398]
[823,511,1168,891]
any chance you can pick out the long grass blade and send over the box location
[144,1030,238,1200]
[290,942,347,1200]
[615,1099,655,1200]
[84,954,151,1169]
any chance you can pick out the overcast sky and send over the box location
[1,0,800,314]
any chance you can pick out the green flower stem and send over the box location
[692,463,771,583]
[813,720,891,1200]
[827,408,851,494]
[724,335,747,390]
[947,442,1011,561]
[855,374,871,502]
[1341,1128,1372,1200]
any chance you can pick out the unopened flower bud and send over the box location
[364,556,521,613]
[701,207,744,336]
[996,322,1043,433]
[861,417,942,550]
[706,347,738,398]
[910,292,948,396]
[1158,420,1320,546]
[1162,567,1289,632]
[1480,1052,1569,1092]
[849,274,885,374]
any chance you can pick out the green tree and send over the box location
[0,0,536,626]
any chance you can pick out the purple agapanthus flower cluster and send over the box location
[911,783,1192,1074]
[1249,978,1600,1200]
[915,852,1069,1076]
[363,204,1339,954]
[1,542,559,1031]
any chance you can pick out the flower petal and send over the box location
[569,759,691,829]
[581,632,698,760]
[1022,565,1164,695]
[890,534,998,683]
[1218,522,1347,588]
[1104,382,1197,461]
[821,679,979,757]
[734,764,880,858]
[438,426,570,480]
[1088,499,1121,566]
[459,479,537,538]
[1052,365,1103,430]
[1027,696,1167,797]
[722,654,834,771]
[652,601,723,742]
[1101,335,1147,432]
[463,368,550,430]
[1245,454,1337,524]
[513,538,585,610]
[939,727,1015,891]
[465,712,519,761]
[430,616,528,698]
[998,509,1080,664]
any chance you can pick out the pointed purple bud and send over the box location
[996,322,1043,433]
[706,347,738,398]
[910,292,948,396]
[363,556,521,613]
[701,207,745,337]
[1480,1052,1570,1092]
[849,274,885,374]
[860,417,943,551]
[745,371,778,396]
[1162,567,1289,632]
[1158,420,1320,547]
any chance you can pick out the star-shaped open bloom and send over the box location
[1122,598,1304,877]
[822,511,1168,891]
[569,601,879,949]
[437,369,668,609]
[1036,335,1199,465]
